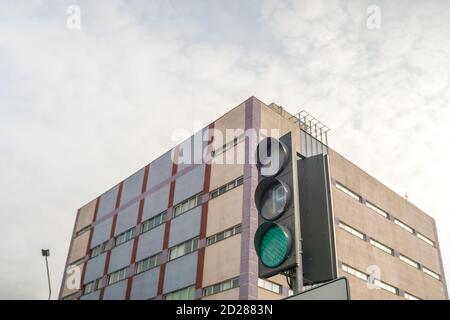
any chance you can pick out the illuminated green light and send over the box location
[259,225,288,268]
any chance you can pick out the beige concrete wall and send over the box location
[69,230,90,264]
[202,235,241,288]
[76,199,97,232]
[329,149,446,299]
[341,274,404,300]
[258,288,283,300]
[260,104,302,154]
[61,263,84,298]
[206,187,243,237]
[209,160,244,192]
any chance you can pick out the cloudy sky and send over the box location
[1,0,449,299]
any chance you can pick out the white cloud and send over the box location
[0,0,449,298]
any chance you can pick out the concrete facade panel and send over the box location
[173,164,205,205]
[90,218,113,248]
[203,235,241,288]
[96,185,119,219]
[84,253,106,284]
[168,206,201,247]
[80,290,100,300]
[142,184,170,221]
[103,280,127,300]
[121,167,145,204]
[76,199,96,232]
[69,231,90,264]
[108,240,134,273]
[206,187,243,237]
[147,151,173,190]
[163,252,198,294]
[130,268,160,300]
[136,224,165,262]
[115,202,139,236]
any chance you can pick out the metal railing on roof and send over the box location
[290,110,330,146]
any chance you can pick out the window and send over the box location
[84,279,100,295]
[404,292,420,300]
[141,211,166,234]
[210,176,244,199]
[173,194,202,217]
[76,225,91,237]
[108,267,128,285]
[417,232,435,247]
[288,289,294,296]
[207,224,242,246]
[114,227,135,247]
[168,237,199,261]
[366,201,389,219]
[373,279,398,295]
[422,267,440,280]
[394,219,414,234]
[335,183,361,201]
[203,278,239,297]
[62,293,79,300]
[164,285,195,300]
[342,264,368,281]
[90,241,108,258]
[135,253,161,274]
[399,254,419,269]
[258,279,281,294]
[369,239,393,255]
[338,222,365,240]
[211,134,245,158]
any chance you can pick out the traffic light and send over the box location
[254,132,299,278]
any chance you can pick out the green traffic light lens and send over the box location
[259,225,289,268]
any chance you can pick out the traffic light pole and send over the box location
[291,151,303,295]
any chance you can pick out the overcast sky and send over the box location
[1,0,449,299]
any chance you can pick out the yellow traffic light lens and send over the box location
[260,180,288,220]
[260,225,289,268]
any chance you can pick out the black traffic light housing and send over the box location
[254,132,299,278]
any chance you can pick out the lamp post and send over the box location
[41,249,51,300]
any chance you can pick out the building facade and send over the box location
[59,96,448,300]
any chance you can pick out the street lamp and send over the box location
[41,249,51,300]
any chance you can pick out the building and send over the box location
[59,96,448,300]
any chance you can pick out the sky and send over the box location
[0,0,449,299]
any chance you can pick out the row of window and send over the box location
[136,253,161,274]
[84,278,102,295]
[369,238,393,255]
[338,221,441,281]
[211,134,245,158]
[163,277,283,300]
[89,211,167,259]
[203,277,240,297]
[90,241,109,258]
[88,174,246,260]
[142,211,166,234]
[257,278,282,294]
[169,237,199,261]
[207,224,242,246]
[342,264,407,298]
[210,176,244,199]
[342,263,420,300]
[335,181,436,248]
[164,285,195,300]
[108,267,128,285]
[115,227,135,247]
[84,222,244,295]
[173,193,202,217]
[84,252,163,295]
